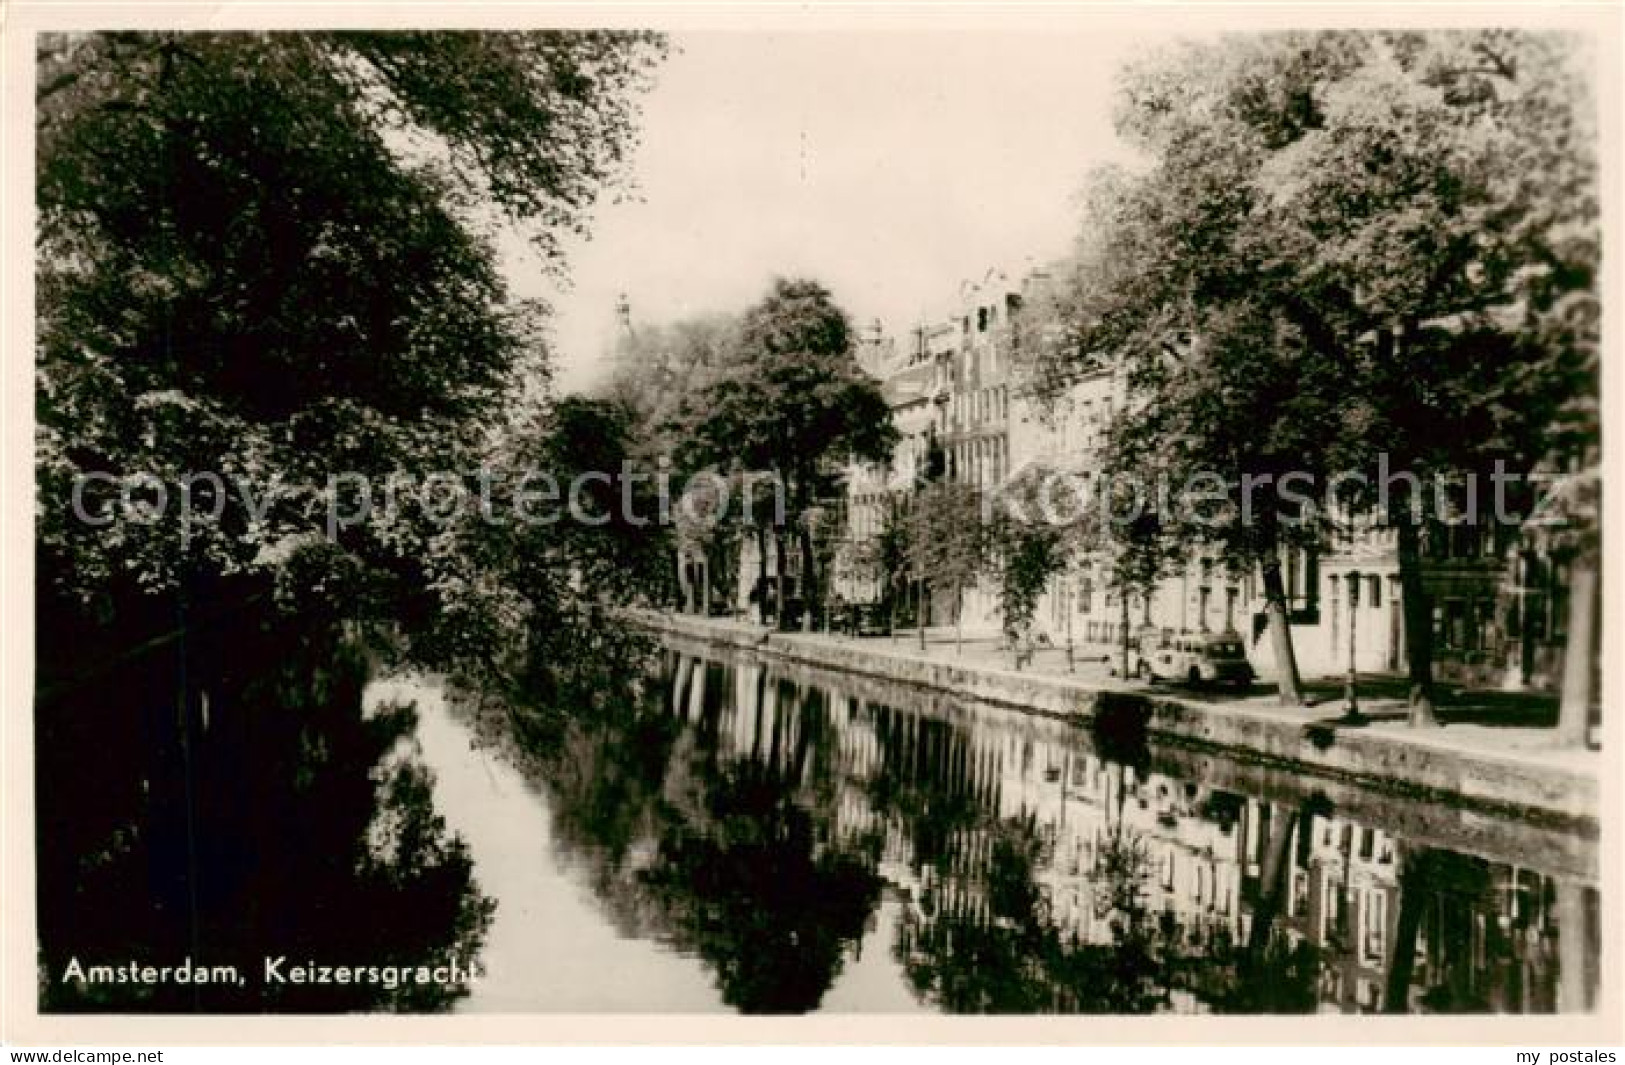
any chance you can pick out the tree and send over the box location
[36,30,666,656]
[908,481,991,652]
[1049,40,1366,705]
[1100,302,1334,704]
[1007,279,1178,681]
[991,520,1062,669]
[1052,30,1598,719]
[1283,33,1595,726]
[604,313,742,447]
[873,493,916,636]
[984,464,1093,669]
[1097,498,1181,682]
[593,311,749,616]
[33,32,668,1005]
[669,467,757,617]
[1531,289,1601,746]
[681,278,898,630]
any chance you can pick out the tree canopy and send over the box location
[1043,29,1598,711]
[36,31,665,664]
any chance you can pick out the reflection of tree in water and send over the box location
[478,655,884,1013]
[872,695,1160,1013]
[890,803,1173,1013]
[467,649,1595,1016]
[1385,847,1569,1014]
[875,701,1329,1014]
[863,704,988,872]
[637,758,882,1012]
[1197,797,1324,1014]
[37,603,493,1012]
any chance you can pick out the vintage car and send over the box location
[1133,632,1255,689]
[829,601,893,637]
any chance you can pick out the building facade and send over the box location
[834,266,1572,690]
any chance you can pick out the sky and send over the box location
[508,30,1176,392]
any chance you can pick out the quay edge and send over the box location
[629,611,1600,844]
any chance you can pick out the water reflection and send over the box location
[35,606,493,1012]
[458,643,1599,1015]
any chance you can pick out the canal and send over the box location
[401,639,1602,1016]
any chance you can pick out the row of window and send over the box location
[946,435,1008,487]
[951,384,1008,429]
[1328,573,1387,611]
[1436,589,1569,652]
[962,293,1021,335]
[1426,518,1517,562]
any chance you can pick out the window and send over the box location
[1441,599,1468,649]
[1364,891,1388,962]
[1466,598,1485,650]
[1367,575,1382,609]
[1427,520,1449,561]
[1452,522,1481,559]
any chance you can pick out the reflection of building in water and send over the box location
[664,652,1596,1014]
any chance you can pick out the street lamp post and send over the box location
[1343,571,1364,723]
[1119,593,1131,680]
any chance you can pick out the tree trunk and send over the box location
[672,655,693,714]
[1555,879,1592,1012]
[1557,555,1598,747]
[1260,557,1305,706]
[675,549,691,613]
[755,526,770,625]
[954,579,963,654]
[774,531,788,631]
[1065,576,1074,672]
[888,579,897,644]
[1247,806,1299,957]
[799,522,816,633]
[1395,517,1439,726]
[173,586,203,981]
[917,577,927,650]
[700,553,711,617]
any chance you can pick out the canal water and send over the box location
[390,640,1601,1016]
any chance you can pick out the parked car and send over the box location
[775,597,805,631]
[1133,632,1254,690]
[832,601,892,637]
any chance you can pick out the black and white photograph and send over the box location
[3,1,1618,1049]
